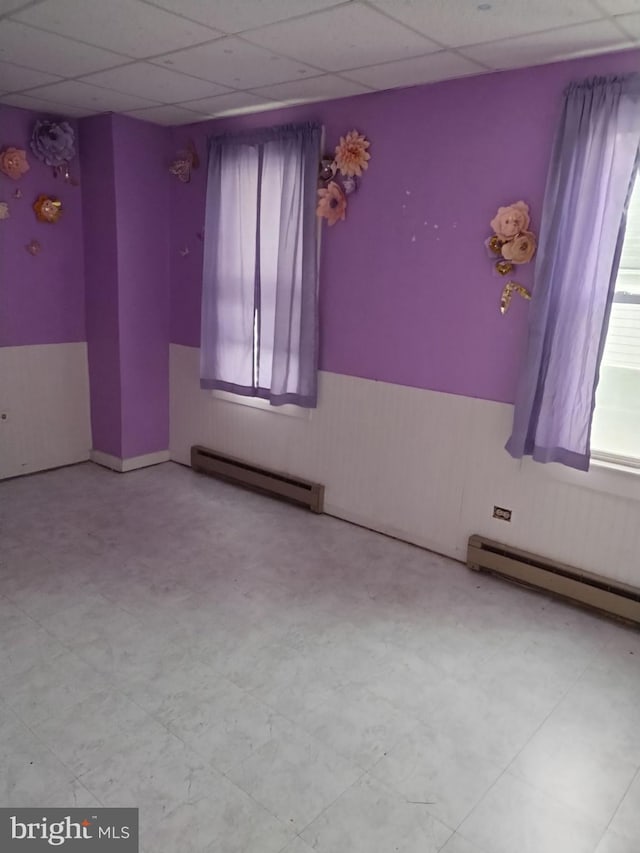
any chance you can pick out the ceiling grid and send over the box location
[0,0,637,124]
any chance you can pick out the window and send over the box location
[200,122,322,408]
[591,174,640,467]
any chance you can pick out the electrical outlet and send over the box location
[493,505,512,522]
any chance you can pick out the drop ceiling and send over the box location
[0,0,638,125]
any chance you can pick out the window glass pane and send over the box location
[591,174,640,464]
[213,145,259,388]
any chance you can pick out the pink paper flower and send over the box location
[0,147,30,180]
[317,181,346,226]
[334,130,370,178]
[501,230,537,264]
[490,201,530,241]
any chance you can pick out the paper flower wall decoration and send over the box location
[334,130,370,178]
[316,129,371,225]
[169,141,199,183]
[31,120,75,168]
[26,239,41,255]
[0,202,9,220]
[33,194,63,223]
[317,181,346,226]
[486,200,537,313]
[0,147,30,180]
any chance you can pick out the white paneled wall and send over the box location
[0,343,91,480]
[171,344,640,588]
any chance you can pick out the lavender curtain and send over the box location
[200,122,321,406]
[506,74,640,470]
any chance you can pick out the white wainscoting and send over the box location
[170,344,640,588]
[0,343,91,480]
[90,449,171,472]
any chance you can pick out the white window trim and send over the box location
[211,389,312,420]
[546,454,640,501]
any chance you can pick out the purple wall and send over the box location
[81,114,122,458]
[81,113,171,459]
[170,48,640,405]
[112,115,171,459]
[0,104,85,347]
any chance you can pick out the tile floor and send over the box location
[1,461,639,853]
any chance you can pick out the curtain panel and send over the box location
[506,74,640,470]
[200,122,322,407]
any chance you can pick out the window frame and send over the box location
[590,173,640,469]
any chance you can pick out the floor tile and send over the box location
[609,770,640,842]
[2,648,105,726]
[278,839,316,853]
[439,833,487,853]
[169,687,291,775]
[31,688,167,776]
[78,732,222,824]
[226,719,362,829]
[1,461,638,853]
[459,772,606,853]
[0,708,76,806]
[141,781,294,853]
[371,722,504,829]
[295,682,419,771]
[405,674,546,768]
[38,778,103,808]
[595,829,640,853]
[509,704,638,823]
[300,774,452,853]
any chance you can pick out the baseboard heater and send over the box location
[467,534,640,626]
[190,445,324,513]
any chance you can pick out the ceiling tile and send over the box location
[182,90,273,115]
[614,11,640,36]
[0,0,33,12]
[123,103,207,124]
[27,79,160,111]
[82,62,230,103]
[12,0,221,58]
[0,20,124,75]
[0,92,89,115]
[253,74,372,105]
[0,60,62,91]
[461,19,632,69]
[342,51,486,90]
[152,36,320,88]
[143,0,345,33]
[368,0,602,47]
[244,3,439,71]
[596,0,640,13]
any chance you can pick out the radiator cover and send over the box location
[468,534,640,626]
[191,445,324,513]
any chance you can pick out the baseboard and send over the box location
[90,449,170,473]
[323,502,461,563]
